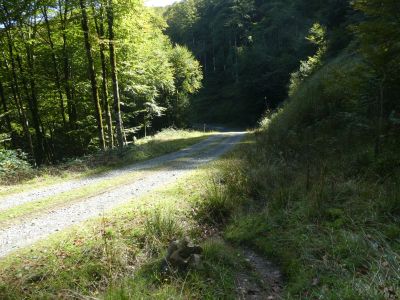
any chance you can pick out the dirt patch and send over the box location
[236,248,283,299]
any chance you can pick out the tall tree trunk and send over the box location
[43,6,66,126]
[375,73,386,158]
[79,0,105,150]
[59,0,77,128]
[234,34,239,84]
[2,24,35,159]
[0,77,12,135]
[106,0,124,148]
[13,4,46,164]
[92,2,114,148]
[24,42,46,164]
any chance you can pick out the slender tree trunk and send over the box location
[0,78,12,135]
[79,0,106,150]
[106,0,124,148]
[212,43,216,73]
[16,44,45,164]
[59,0,77,128]
[11,3,47,164]
[3,25,35,159]
[375,73,386,157]
[43,6,66,126]
[0,76,14,148]
[26,49,46,164]
[92,2,114,148]
[234,34,239,84]
[18,5,46,164]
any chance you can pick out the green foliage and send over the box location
[209,49,400,298]
[164,0,353,125]
[289,23,327,96]
[0,166,242,299]
[144,206,183,253]
[164,45,203,127]
[0,149,33,183]
[0,128,208,186]
[195,178,233,225]
[0,0,203,164]
[353,0,400,73]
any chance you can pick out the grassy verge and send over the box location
[0,129,210,196]
[0,165,246,299]
[219,135,400,299]
[198,55,400,299]
[0,169,150,226]
[0,132,228,225]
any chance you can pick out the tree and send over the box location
[354,0,400,155]
[106,0,124,148]
[79,0,106,150]
[168,45,202,126]
[92,0,114,148]
[0,0,203,163]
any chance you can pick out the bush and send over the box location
[0,149,33,184]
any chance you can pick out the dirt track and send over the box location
[0,132,245,258]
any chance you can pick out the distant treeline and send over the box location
[164,0,360,125]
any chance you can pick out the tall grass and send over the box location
[143,205,184,254]
[200,53,400,298]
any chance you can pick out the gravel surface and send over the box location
[0,132,245,258]
[0,133,227,212]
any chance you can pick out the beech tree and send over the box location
[0,0,203,163]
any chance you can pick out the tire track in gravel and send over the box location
[0,132,246,258]
[0,133,228,212]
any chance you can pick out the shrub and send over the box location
[0,149,33,184]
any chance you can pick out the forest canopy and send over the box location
[1,0,399,167]
[164,0,355,124]
[0,0,202,164]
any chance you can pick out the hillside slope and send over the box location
[206,51,400,298]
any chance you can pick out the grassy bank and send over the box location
[0,129,210,195]
[201,55,400,298]
[0,165,246,299]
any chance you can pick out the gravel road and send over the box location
[0,133,226,212]
[0,132,245,258]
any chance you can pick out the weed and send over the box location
[144,205,184,254]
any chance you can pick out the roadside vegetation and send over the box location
[0,166,245,299]
[0,0,399,299]
[0,129,209,189]
[196,52,400,299]
[162,1,400,297]
[0,1,203,166]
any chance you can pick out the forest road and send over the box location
[0,131,246,258]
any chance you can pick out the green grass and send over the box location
[0,165,245,300]
[0,169,150,226]
[196,54,400,299]
[0,131,228,225]
[0,129,211,195]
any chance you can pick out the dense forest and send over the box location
[1,0,399,165]
[0,0,202,164]
[164,0,357,124]
[164,0,400,297]
[0,0,399,299]
[164,0,400,296]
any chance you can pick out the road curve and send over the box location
[0,132,245,258]
[0,133,227,212]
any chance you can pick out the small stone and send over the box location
[312,277,320,286]
[162,237,203,272]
